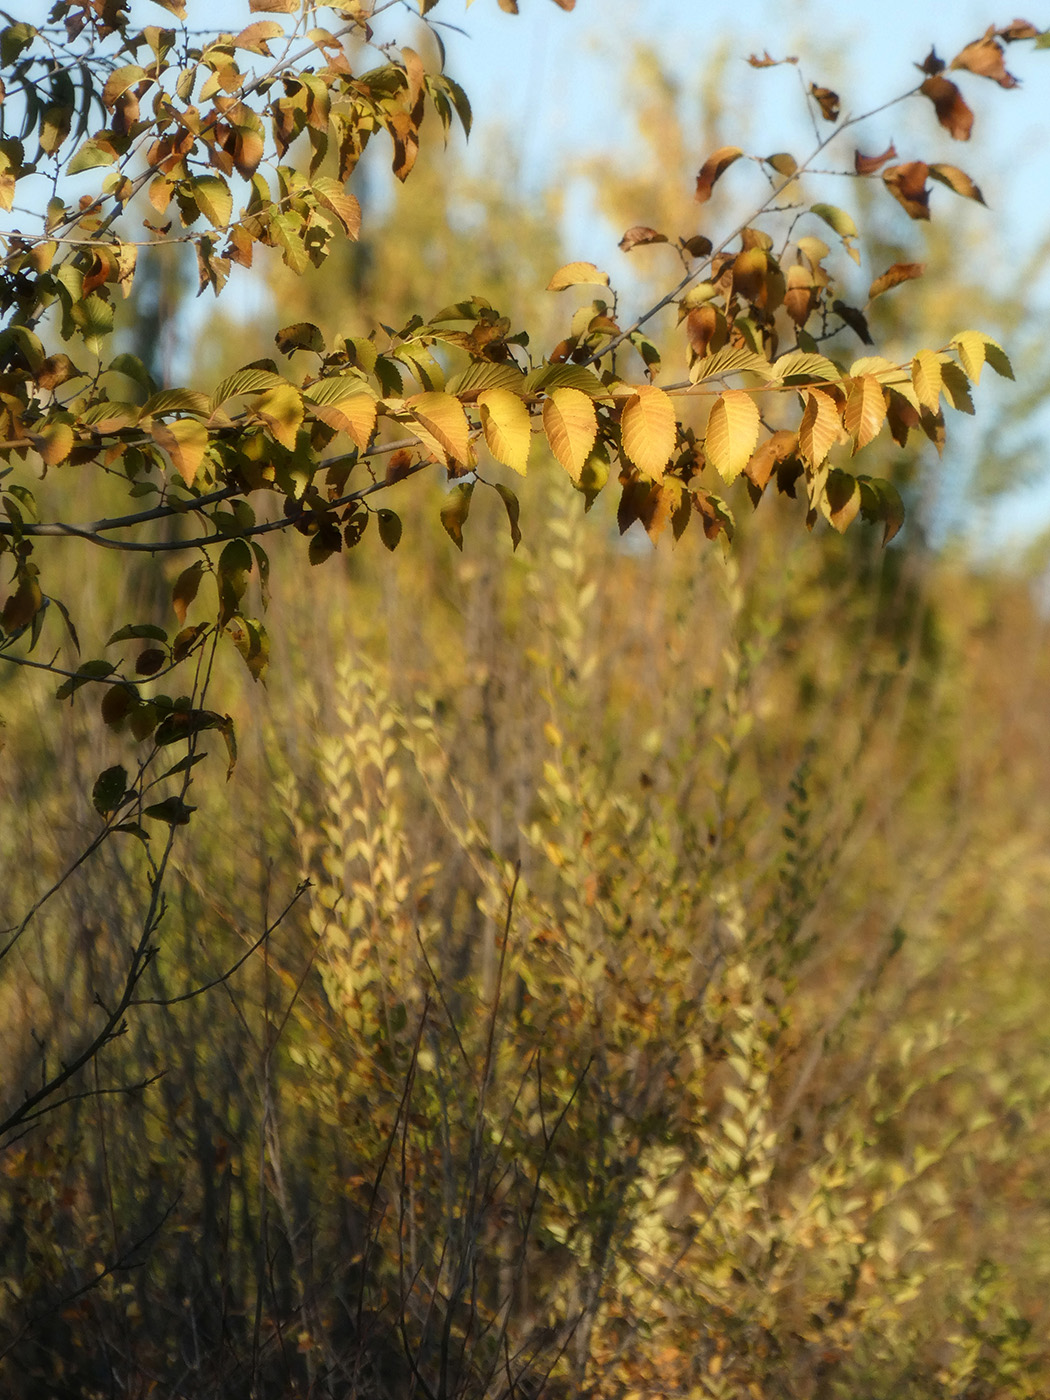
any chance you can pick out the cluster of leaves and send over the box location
[0,2,1044,823]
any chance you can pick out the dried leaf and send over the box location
[694,145,742,203]
[882,162,931,220]
[854,144,898,174]
[618,225,669,252]
[920,76,974,140]
[929,162,985,204]
[951,31,1019,87]
[546,261,609,291]
[868,262,925,300]
[810,84,840,120]
[748,51,798,67]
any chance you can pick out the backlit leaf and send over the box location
[951,330,1013,383]
[542,387,598,483]
[151,418,208,486]
[192,175,233,229]
[172,561,204,625]
[546,261,610,291]
[477,388,531,475]
[407,391,472,466]
[691,345,772,383]
[694,145,742,203]
[843,375,887,452]
[773,351,841,384]
[704,389,760,483]
[620,384,677,481]
[911,349,942,413]
[92,764,128,815]
[798,388,840,467]
[255,382,303,450]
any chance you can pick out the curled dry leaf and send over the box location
[854,142,897,175]
[694,145,742,203]
[920,76,974,141]
[747,50,798,67]
[810,84,840,120]
[882,162,931,220]
[618,225,669,252]
[950,30,1019,87]
[997,19,1040,41]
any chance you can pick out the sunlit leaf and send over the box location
[542,387,598,483]
[883,162,931,220]
[704,389,760,483]
[843,375,887,452]
[929,162,985,204]
[477,387,531,475]
[151,418,208,486]
[798,388,841,467]
[407,390,472,466]
[618,225,669,252]
[546,261,610,291]
[911,349,942,413]
[619,384,677,481]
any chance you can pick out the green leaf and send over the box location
[92,765,128,815]
[493,481,522,550]
[218,539,253,622]
[55,659,116,700]
[108,623,169,645]
[377,509,403,551]
[440,482,475,549]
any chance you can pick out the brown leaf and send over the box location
[997,19,1040,41]
[680,234,713,258]
[917,47,946,76]
[882,162,930,220]
[950,31,1019,87]
[694,146,742,203]
[868,262,925,300]
[929,162,985,204]
[498,0,519,10]
[549,0,575,8]
[831,299,873,345]
[810,84,840,121]
[684,304,724,359]
[745,430,797,491]
[920,76,974,140]
[747,51,798,67]
[618,225,669,252]
[854,144,898,175]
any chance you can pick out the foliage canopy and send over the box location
[0,3,1044,808]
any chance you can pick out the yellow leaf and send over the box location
[255,382,304,450]
[951,330,1013,384]
[911,349,942,414]
[542,387,597,483]
[32,421,74,467]
[477,388,531,476]
[545,261,610,292]
[797,388,840,467]
[704,389,759,484]
[843,375,886,453]
[407,390,471,466]
[310,394,376,451]
[619,384,677,481]
[152,417,209,486]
